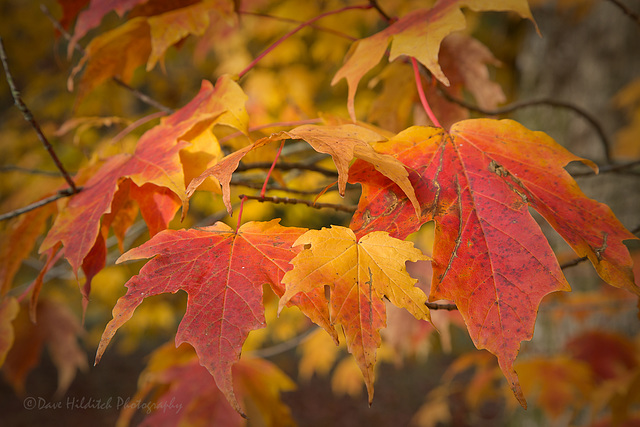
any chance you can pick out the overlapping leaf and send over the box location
[279,226,430,402]
[95,219,332,415]
[118,342,295,426]
[332,0,534,120]
[348,119,639,406]
[38,76,246,317]
[68,0,235,100]
[187,124,420,217]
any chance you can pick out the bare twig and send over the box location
[239,194,356,213]
[560,256,589,269]
[40,4,174,114]
[240,11,357,41]
[439,90,613,163]
[571,160,640,177]
[231,179,335,195]
[248,326,318,358]
[0,187,82,222]
[368,0,394,22]
[0,165,62,176]
[425,301,458,311]
[237,3,373,79]
[0,37,79,193]
[236,161,338,177]
[607,0,640,27]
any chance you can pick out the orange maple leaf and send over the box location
[39,76,246,317]
[332,0,535,120]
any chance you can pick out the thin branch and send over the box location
[368,0,394,22]
[0,187,82,222]
[1,38,79,193]
[607,0,640,27]
[248,326,318,358]
[239,11,357,41]
[571,160,640,177]
[439,90,613,163]
[237,3,373,79]
[239,194,356,213]
[560,256,589,270]
[231,179,335,195]
[425,301,458,311]
[236,161,338,177]
[0,165,63,176]
[40,4,174,114]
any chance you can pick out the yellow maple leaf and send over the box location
[279,225,430,403]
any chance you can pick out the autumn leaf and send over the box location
[187,123,420,217]
[332,0,535,120]
[40,75,247,282]
[279,225,430,403]
[515,357,594,419]
[146,0,235,71]
[95,219,329,415]
[118,342,295,426]
[348,119,639,406]
[68,0,235,100]
[2,299,87,397]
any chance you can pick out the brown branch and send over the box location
[0,165,63,176]
[40,4,174,114]
[238,194,356,213]
[236,161,338,177]
[231,179,336,195]
[0,187,82,222]
[369,0,394,23]
[440,90,613,164]
[571,160,640,177]
[0,37,79,193]
[425,302,458,311]
[607,0,640,27]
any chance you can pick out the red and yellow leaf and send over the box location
[95,219,321,415]
[118,342,295,426]
[348,120,639,406]
[40,76,247,278]
[279,225,430,402]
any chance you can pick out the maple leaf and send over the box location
[2,299,87,397]
[95,219,329,415]
[279,225,430,403]
[40,76,247,291]
[348,119,640,406]
[332,0,535,120]
[69,0,235,100]
[118,342,295,426]
[187,123,420,217]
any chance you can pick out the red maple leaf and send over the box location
[38,76,247,314]
[348,119,639,406]
[95,219,330,414]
